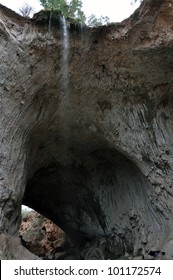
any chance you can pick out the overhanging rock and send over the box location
[1,0,173,259]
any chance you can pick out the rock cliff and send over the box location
[1,0,173,259]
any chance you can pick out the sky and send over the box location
[0,0,141,22]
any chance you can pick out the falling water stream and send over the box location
[59,18,85,146]
[60,16,70,143]
[48,11,52,32]
[61,16,69,90]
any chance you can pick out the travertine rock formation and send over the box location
[1,0,173,259]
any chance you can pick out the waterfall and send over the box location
[61,16,69,89]
[60,16,70,142]
[48,11,52,32]
[79,23,84,42]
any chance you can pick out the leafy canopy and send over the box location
[87,14,110,27]
[38,0,86,22]
[38,0,110,25]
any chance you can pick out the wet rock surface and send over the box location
[1,0,173,259]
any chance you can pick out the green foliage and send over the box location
[38,0,112,26]
[68,0,86,22]
[38,0,86,22]
[87,14,110,27]
[39,0,65,10]
[39,0,68,16]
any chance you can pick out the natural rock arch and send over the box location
[23,144,157,257]
[1,0,173,259]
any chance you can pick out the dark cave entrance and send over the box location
[22,144,155,259]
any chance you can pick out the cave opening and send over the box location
[22,136,156,259]
[20,205,75,259]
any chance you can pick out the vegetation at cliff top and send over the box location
[19,0,143,26]
[19,0,111,26]
[39,0,86,22]
[39,0,112,26]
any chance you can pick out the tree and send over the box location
[39,0,68,15]
[38,0,85,21]
[68,0,86,22]
[87,14,110,27]
[38,0,109,26]
[40,0,62,9]
[19,2,34,18]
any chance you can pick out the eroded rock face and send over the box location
[1,0,173,259]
